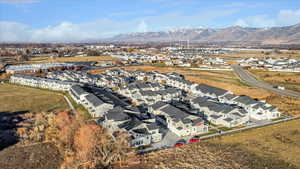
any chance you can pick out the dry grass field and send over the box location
[137,119,300,169]
[0,83,68,113]
[28,56,118,63]
[91,65,300,115]
[216,50,300,59]
[250,70,300,92]
[208,118,300,168]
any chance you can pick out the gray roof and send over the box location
[210,114,222,119]
[150,101,168,110]
[146,122,160,130]
[223,93,237,100]
[85,94,105,107]
[70,85,87,96]
[160,105,189,121]
[192,97,209,104]
[106,107,131,122]
[196,84,228,96]
[223,117,234,122]
[234,96,258,105]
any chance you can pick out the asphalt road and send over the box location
[232,65,300,99]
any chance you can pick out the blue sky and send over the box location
[0,0,300,42]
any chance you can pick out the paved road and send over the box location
[232,65,300,99]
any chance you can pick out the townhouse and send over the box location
[99,107,163,147]
[191,84,230,99]
[190,97,249,127]
[83,94,114,117]
[6,62,77,74]
[231,96,281,120]
[69,85,114,117]
[119,82,182,105]
[10,74,78,91]
[149,102,208,137]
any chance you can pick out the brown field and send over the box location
[91,65,300,115]
[216,50,300,59]
[27,56,118,63]
[250,70,300,92]
[0,83,68,113]
[139,119,300,169]
[208,118,300,168]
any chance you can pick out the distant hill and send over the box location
[109,23,300,45]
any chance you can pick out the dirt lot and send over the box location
[0,83,68,113]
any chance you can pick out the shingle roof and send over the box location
[70,85,87,96]
[85,94,105,107]
[150,101,168,110]
[106,107,130,122]
[234,96,258,105]
[196,84,228,96]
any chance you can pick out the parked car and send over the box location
[188,138,200,143]
[174,139,186,147]
[174,142,185,147]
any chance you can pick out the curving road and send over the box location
[232,65,300,99]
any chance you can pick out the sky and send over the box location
[0,0,300,42]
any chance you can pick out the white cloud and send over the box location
[137,20,148,32]
[235,9,300,27]
[0,0,40,4]
[0,8,238,42]
[0,19,146,42]
[277,9,300,26]
[234,15,276,27]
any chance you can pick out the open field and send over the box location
[91,65,300,115]
[0,83,68,113]
[139,119,300,169]
[27,56,118,63]
[250,70,300,92]
[208,118,300,168]
[216,50,300,59]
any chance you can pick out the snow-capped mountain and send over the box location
[108,23,300,45]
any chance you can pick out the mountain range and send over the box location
[109,23,300,45]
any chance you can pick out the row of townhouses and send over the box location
[69,85,114,117]
[10,74,79,91]
[46,68,281,126]
[47,70,131,88]
[69,85,164,147]
[149,101,208,137]
[9,68,282,148]
[105,69,281,124]
[99,107,163,147]
[238,57,300,71]
[6,62,78,74]
[118,82,182,105]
